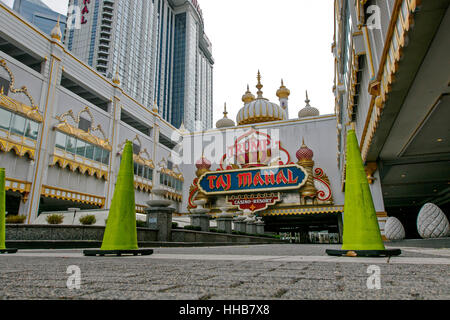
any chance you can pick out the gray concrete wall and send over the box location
[5,225,284,245]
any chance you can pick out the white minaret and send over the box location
[276,79,291,119]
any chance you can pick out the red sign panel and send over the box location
[81,0,90,25]
[227,193,281,213]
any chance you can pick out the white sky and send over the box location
[2,0,335,125]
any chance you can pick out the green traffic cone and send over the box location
[326,130,400,257]
[0,168,17,254]
[84,141,152,256]
[101,141,138,251]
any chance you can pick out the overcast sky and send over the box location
[3,0,335,125]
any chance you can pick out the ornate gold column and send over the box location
[296,139,317,203]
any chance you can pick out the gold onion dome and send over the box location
[50,16,62,42]
[298,91,320,118]
[276,79,290,99]
[236,71,287,126]
[242,85,256,104]
[216,103,235,129]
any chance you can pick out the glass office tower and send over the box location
[65,0,214,131]
[13,0,67,38]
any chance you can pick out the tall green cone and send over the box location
[101,141,138,251]
[341,130,385,251]
[0,168,6,250]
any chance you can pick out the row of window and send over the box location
[55,131,110,165]
[133,162,153,181]
[0,107,40,140]
[160,172,183,192]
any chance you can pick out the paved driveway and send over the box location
[0,244,449,300]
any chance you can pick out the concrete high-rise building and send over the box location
[13,0,67,37]
[65,0,214,132]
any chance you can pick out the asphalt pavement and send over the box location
[0,243,449,300]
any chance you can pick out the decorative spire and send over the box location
[256,70,264,99]
[152,100,158,113]
[296,138,314,161]
[298,90,320,118]
[112,69,121,85]
[216,102,236,128]
[50,15,62,42]
[196,152,212,171]
[242,84,256,104]
[276,78,291,99]
[223,102,228,118]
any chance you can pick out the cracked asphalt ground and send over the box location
[0,244,449,300]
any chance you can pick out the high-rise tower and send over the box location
[65,0,213,131]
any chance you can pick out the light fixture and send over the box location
[437,138,443,142]
[401,174,406,178]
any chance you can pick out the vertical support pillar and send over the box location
[26,41,64,224]
[152,122,160,186]
[217,217,233,234]
[105,86,122,209]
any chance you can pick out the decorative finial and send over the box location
[242,84,256,104]
[112,69,121,85]
[51,15,62,42]
[256,70,263,98]
[152,100,158,113]
[223,103,228,117]
[277,79,290,99]
[298,90,320,118]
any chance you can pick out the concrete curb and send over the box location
[6,240,286,249]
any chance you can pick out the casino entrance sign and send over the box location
[198,164,307,195]
[188,128,334,214]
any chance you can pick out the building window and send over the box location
[159,172,183,192]
[55,131,110,165]
[134,162,153,181]
[0,107,40,141]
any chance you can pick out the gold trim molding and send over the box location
[0,132,36,160]
[136,204,147,214]
[158,157,184,181]
[55,107,112,151]
[118,135,155,169]
[5,177,32,203]
[0,88,43,123]
[361,0,419,161]
[41,185,105,207]
[0,59,39,109]
[261,206,344,217]
[135,181,153,193]
[51,154,109,180]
